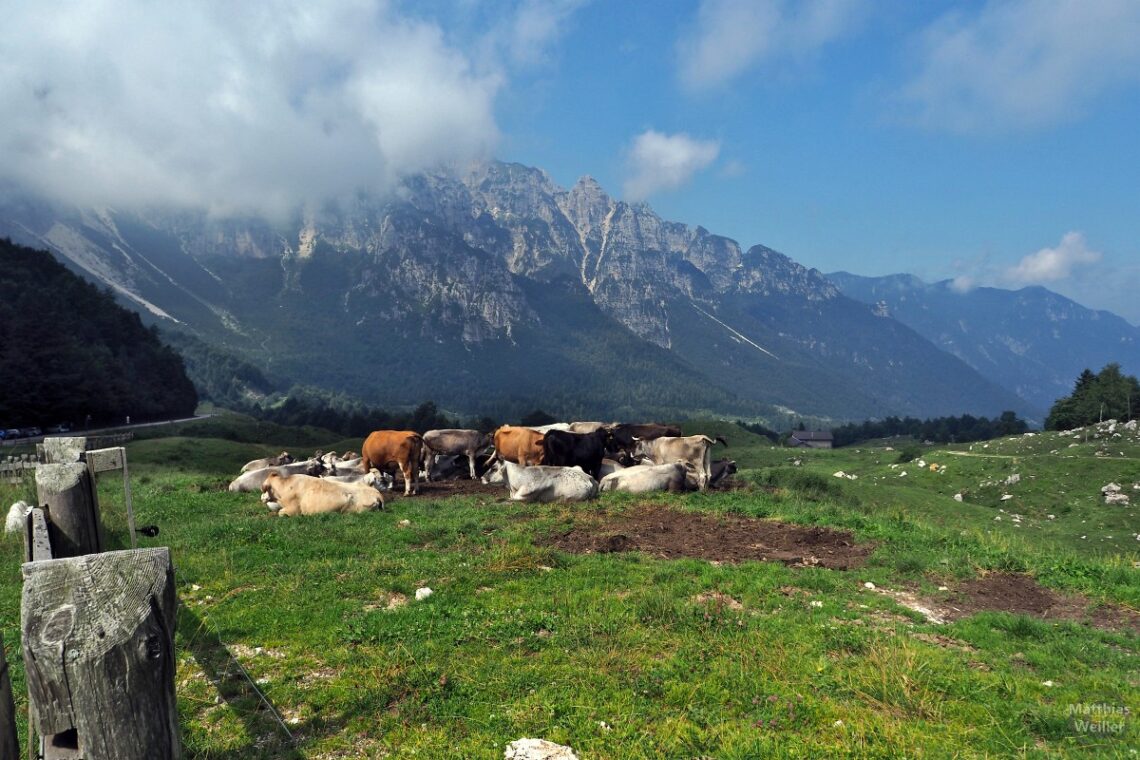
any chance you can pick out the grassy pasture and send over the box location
[0,415,1136,758]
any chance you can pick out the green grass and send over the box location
[0,419,1136,758]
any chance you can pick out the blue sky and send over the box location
[4,0,1138,322]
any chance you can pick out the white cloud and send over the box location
[0,0,517,218]
[1004,232,1102,285]
[503,0,590,65]
[677,0,865,91]
[896,0,1140,132]
[622,130,721,200]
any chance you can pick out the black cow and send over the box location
[541,429,608,480]
[605,422,683,457]
[708,458,738,488]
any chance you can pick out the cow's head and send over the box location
[260,476,283,512]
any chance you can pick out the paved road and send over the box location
[0,415,212,447]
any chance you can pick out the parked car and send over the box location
[46,423,71,434]
[25,427,43,438]
[4,429,22,439]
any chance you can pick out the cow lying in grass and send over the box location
[599,462,694,494]
[240,451,294,473]
[260,472,384,516]
[228,458,325,492]
[483,461,598,502]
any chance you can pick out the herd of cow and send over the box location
[228,421,737,516]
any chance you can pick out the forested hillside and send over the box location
[0,239,198,427]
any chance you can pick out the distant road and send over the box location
[0,414,213,447]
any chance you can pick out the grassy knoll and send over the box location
[0,417,1136,758]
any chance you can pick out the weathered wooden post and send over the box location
[21,548,180,759]
[34,464,103,558]
[0,633,18,760]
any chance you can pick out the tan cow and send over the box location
[632,435,727,490]
[362,430,424,495]
[260,472,384,516]
[491,425,545,466]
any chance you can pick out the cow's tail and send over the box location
[715,435,728,447]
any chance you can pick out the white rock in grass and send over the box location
[505,738,579,760]
[5,501,29,533]
[415,587,433,601]
[953,493,964,502]
[863,582,876,590]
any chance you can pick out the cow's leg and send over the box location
[423,450,435,483]
[700,447,712,490]
[401,460,414,495]
[467,449,477,480]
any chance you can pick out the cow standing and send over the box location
[422,429,491,481]
[490,425,545,467]
[632,435,727,490]
[605,423,683,457]
[541,428,609,480]
[362,430,424,496]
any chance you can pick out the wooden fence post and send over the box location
[0,632,17,760]
[34,464,103,558]
[21,548,180,760]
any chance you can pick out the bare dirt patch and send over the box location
[385,478,505,502]
[885,573,1139,634]
[948,573,1139,634]
[541,506,872,569]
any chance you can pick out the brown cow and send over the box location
[362,430,424,496]
[491,425,545,466]
[261,472,384,516]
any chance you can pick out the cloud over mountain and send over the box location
[622,130,720,200]
[0,0,503,218]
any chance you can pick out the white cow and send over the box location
[227,458,324,492]
[528,422,572,434]
[632,435,726,490]
[484,461,598,502]
[322,470,392,491]
[599,462,693,494]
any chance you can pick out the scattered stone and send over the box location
[863,582,876,590]
[1041,680,1055,688]
[1000,494,1014,501]
[398,519,411,527]
[810,600,824,608]
[415,587,433,601]
[953,493,964,502]
[505,738,579,760]
[1004,474,1020,486]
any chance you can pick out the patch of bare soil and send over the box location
[386,478,505,502]
[890,573,1139,634]
[540,506,872,570]
[947,573,1139,634]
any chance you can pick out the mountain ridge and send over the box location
[0,161,1032,422]
[828,270,1140,413]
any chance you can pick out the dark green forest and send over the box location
[0,239,198,427]
[1046,363,1139,430]
[831,411,1029,447]
[163,331,466,435]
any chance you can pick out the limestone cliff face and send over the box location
[0,159,1037,420]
